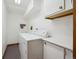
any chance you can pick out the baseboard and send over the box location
[2,43,19,59]
[7,43,19,47]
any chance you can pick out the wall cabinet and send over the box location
[45,0,73,18]
[45,0,65,15]
[65,0,73,10]
[44,41,64,59]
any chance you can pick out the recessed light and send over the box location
[15,0,21,5]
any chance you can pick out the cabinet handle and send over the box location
[44,42,46,45]
[59,6,63,9]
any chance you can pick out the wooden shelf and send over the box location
[45,9,73,20]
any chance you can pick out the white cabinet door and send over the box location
[44,42,64,59]
[45,0,64,15]
[28,39,43,59]
[65,0,73,10]
[66,49,73,59]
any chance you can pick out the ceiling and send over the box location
[4,0,44,19]
[4,0,31,14]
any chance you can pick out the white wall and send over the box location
[2,0,8,56]
[7,12,28,44]
[29,15,73,48]
[3,0,73,49]
[24,0,73,49]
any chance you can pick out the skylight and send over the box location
[15,0,21,5]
